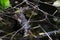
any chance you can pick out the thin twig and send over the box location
[10,27,23,40]
[0,32,15,38]
[39,25,53,40]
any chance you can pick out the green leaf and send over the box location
[0,0,11,9]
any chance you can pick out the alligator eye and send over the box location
[15,1,19,4]
[10,0,23,7]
